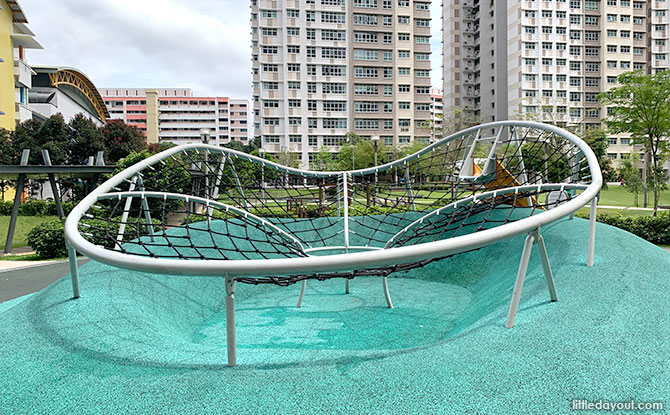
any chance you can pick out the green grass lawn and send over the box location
[595,185,670,207]
[0,216,60,251]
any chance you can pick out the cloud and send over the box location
[19,0,253,98]
[19,0,442,97]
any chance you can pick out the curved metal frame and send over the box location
[64,121,603,366]
[65,121,602,278]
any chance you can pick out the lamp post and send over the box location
[347,135,355,170]
[371,135,380,183]
[258,148,266,198]
[199,128,211,145]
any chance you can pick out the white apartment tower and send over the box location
[444,0,670,168]
[251,0,433,168]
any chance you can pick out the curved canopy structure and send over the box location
[64,121,602,366]
[32,66,109,123]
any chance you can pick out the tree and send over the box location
[618,153,643,207]
[334,132,390,171]
[101,119,146,163]
[311,146,335,171]
[580,128,617,187]
[599,70,670,216]
[68,114,105,165]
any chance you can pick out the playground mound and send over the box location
[1,218,669,414]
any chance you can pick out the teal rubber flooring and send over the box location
[1,218,669,414]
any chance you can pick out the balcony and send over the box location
[14,60,32,88]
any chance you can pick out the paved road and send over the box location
[0,258,88,303]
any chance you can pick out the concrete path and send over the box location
[0,258,88,303]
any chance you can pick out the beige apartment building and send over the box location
[250,0,432,168]
[443,0,670,177]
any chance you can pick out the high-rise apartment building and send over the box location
[429,87,443,139]
[444,0,670,173]
[250,0,432,168]
[101,88,251,146]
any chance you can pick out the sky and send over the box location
[20,0,443,100]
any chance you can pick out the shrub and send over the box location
[0,199,76,216]
[27,219,67,259]
[576,212,670,245]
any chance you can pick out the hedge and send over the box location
[0,199,75,216]
[576,211,670,245]
[27,217,164,259]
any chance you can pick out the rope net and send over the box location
[78,123,593,285]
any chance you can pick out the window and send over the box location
[288,117,302,126]
[398,16,410,24]
[306,47,316,58]
[262,46,278,54]
[307,100,317,111]
[585,32,599,41]
[261,10,277,18]
[354,49,378,60]
[264,118,280,126]
[307,82,317,93]
[322,47,346,59]
[288,99,301,108]
[586,62,600,71]
[416,86,430,94]
[570,15,581,25]
[416,36,430,44]
[288,81,301,89]
[607,30,617,38]
[607,45,617,53]
[585,46,599,56]
[415,53,430,61]
[287,63,300,72]
[354,31,378,43]
[353,14,377,25]
[569,61,581,70]
[570,77,581,87]
[321,11,346,23]
[323,119,347,129]
[354,101,379,112]
[399,102,410,110]
[322,65,346,76]
[322,83,346,94]
[570,92,582,102]
[263,82,278,90]
[415,19,430,27]
[264,135,280,143]
[398,50,410,58]
[355,67,378,78]
[355,119,379,129]
[525,58,537,65]
[322,30,346,41]
[570,46,582,55]
[585,16,599,25]
[398,84,410,93]
[354,84,379,95]
[542,10,553,18]
[543,74,553,81]
[261,28,277,36]
[585,77,599,87]
[323,101,346,111]
[306,29,316,40]
[307,64,316,75]
[399,67,410,76]
[306,11,316,21]
[263,100,279,108]
[354,0,377,6]
[262,64,278,72]
[415,69,430,78]
[286,9,299,18]
[570,30,581,40]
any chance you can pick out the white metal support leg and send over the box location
[225,274,237,367]
[296,280,306,308]
[506,232,536,328]
[382,276,394,308]
[587,196,597,267]
[66,240,80,299]
[535,232,558,302]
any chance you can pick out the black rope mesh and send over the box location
[78,124,592,286]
